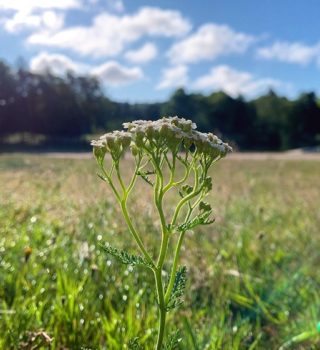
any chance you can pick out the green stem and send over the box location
[164,230,186,304]
[157,232,169,268]
[120,201,154,267]
[171,167,201,226]
[154,268,166,350]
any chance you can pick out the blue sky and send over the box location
[1,0,320,102]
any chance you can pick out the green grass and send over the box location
[0,154,320,349]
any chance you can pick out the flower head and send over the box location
[92,116,232,161]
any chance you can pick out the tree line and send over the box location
[1,59,320,150]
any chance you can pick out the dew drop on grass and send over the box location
[122,295,128,302]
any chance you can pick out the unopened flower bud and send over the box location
[106,136,116,150]
[131,144,139,156]
[181,184,193,194]
[121,135,131,149]
[146,126,154,139]
[199,201,211,212]
[203,177,212,192]
[92,145,106,163]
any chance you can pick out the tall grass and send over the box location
[0,155,319,349]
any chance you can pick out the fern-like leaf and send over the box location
[166,266,187,311]
[163,330,182,350]
[137,170,154,186]
[101,244,153,269]
[178,210,215,232]
[128,337,143,350]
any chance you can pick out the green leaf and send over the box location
[178,210,215,232]
[137,170,154,186]
[128,337,143,350]
[163,330,182,350]
[166,266,187,311]
[97,173,108,182]
[101,244,153,269]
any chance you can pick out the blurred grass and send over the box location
[0,154,320,349]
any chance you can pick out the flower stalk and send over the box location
[92,116,231,349]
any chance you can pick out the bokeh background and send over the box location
[1,0,320,152]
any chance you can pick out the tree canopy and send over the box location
[1,60,320,151]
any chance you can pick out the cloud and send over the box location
[0,0,80,12]
[157,65,188,90]
[124,43,158,63]
[194,65,284,97]
[27,7,192,58]
[91,61,143,85]
[256,41,320,65]
[168,23,255,64]
[4,10,64,33]
[30,52,87,75]
[107,0,124,12]
[30,52,143,86]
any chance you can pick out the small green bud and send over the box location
[181,184,193,194]
[121,135,131,149]
[93,146,106,163]
[135,131,145,148]
[106,136,116,150]
[199,201,211,212]
[160,123,169,137]
[131,144,139,156]
[146,126,154,139]
[203,177,212,192]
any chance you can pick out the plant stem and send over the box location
[120,201,154,267]
[154,268,166,350]
[164,230,186,304]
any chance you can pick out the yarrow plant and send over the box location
[91,117,232,349]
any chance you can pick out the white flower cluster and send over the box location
[91,116,232,159]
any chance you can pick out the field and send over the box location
[1,154,320,349]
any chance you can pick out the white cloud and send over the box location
[194,65,284,97]
[30,52,143,86]
[27,7,191,58]
[107,0,124,12]
[168,23,255,64]
[124,43,157,63]
[256,41,320,65]
[157,65,188,90]
[0,0,80,12]
[30,52,88,75]
[91,61,143,85]
[4,10,64,33]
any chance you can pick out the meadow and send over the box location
[0,154,319,349]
